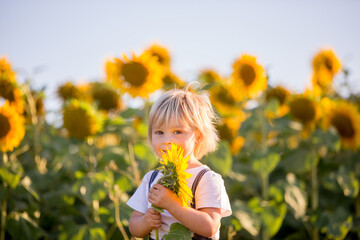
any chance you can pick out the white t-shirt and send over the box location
[127,165,232,239]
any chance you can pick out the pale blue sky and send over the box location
[1,0,360,120]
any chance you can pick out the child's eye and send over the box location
[154,131,163,135]
[174,130,182,135]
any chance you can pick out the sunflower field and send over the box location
[1,44,360,240]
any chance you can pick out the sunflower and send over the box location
[322,98,360,150]
[230,136,245,155]
[265,86,291,118]
[105,53,163,98]
[96,133,120,149]
[209,83,245,116]
[311,69,335,96]
[23,90,46,123]
[0,78,24,114]
[218,116,243,142]
[198,69,222,84]
[63,99,103,140]
[312,49,341,76]
[231,54,267,98]
[57,81,89,101]
[90,82,122,112]
[162,71,186,90]
[288,94,321,137]
[0,101,25,152]
[0,57,16,83]
[156,143,193,209]
[142,43,171,69]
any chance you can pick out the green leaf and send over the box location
[320,207,353,240]
[162,223,191,240]
[89,227,106,240]
[133,142,158,172]
[115,175,133,192]
[284,183,307,219]
[232,199,261,237]
[204,141,232,176]
[7,212,42,240]
[336,166,359,198]
[0,167,21,189]
[252,153,280,177]
[151,204,164,213]
[262,201,287,237]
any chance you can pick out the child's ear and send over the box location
[195,132,202,143]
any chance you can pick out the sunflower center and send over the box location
[163,74,174,85]
[153,53,165,65]
[289,98,316,123]
[217,87,235,106]
[0,80,16,101]
[266,89,287,105]
[239,64,256,86]
[331,114,355,138]
[0,114,11,138]
[121,62,149,87]
[324,57,333,72]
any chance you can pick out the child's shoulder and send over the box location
[187,165,222,180]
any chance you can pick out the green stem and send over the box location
[261,174,269,201]
[355,162,360,239]
[114,192,129,240]
[356,194,360,239]
[128,143,141,186]
[106,223,117,240]
[0,189,8,240]
[87,139,97,171]
[156,229,159,240]
[311,163,319,240]
[2,153,8,165]
[258,95,269,240]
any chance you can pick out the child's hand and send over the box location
[148,184,182,210]
[145,208,162,230]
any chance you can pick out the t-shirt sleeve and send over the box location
[195,171,232,217]
[126,171,152,214]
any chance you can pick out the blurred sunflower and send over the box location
[57,81,89,102]
[0,78,24,114]
[230,136,245,155]
[90,82,122,112]
[312,49,341,76]
[0,57,16,83]
[311,49,341,95]
[0,101,25,152]
[209,83,244,116]
[96,133,120,149]
[142,43,171,69]
[289,94,321,137]
[157,143,193,209]
[311,69,334,96]
[63,99,103,140]
[322,98,360,150]
[198,69,222,84]
[105,53,163,98]
[265,86,291,118]
[231,54,267,98]
[162,71,185,89]
[218,116,243,142]
[23,90,46,123]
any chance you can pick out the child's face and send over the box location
[151,120,197,160]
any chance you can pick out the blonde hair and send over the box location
[148,84,219,159]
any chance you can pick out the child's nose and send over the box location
[163,134,172,145]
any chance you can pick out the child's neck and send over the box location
[186,155,203,169]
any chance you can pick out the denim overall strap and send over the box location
[190,168,210,209]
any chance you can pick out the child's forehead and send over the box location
[152,117,191,130]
